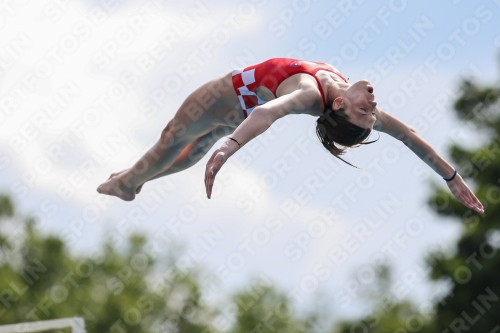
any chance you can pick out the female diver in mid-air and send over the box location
[97,58,484,214]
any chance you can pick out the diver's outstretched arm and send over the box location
[374,108,484,214]
[204,87,320,199]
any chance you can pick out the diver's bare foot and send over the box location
[108,170,143,194]
[96,176,136,201]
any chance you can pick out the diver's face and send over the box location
[334,80,378,129]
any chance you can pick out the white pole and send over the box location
[0,317,85,333]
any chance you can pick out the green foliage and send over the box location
[328,65,500,333]
[0,197,215,333]
[229,281,321,333]
[0,195,323,333]
[0,194,14,218]
[331,265,435,333]
[334,301,435,333]
[425,72,500,331]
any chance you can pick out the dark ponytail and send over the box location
[315,108,379,169]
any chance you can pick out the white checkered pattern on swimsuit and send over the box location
[232,68,267,117]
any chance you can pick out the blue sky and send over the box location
[1,0,499,326]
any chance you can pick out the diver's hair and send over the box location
[315,108,379,169]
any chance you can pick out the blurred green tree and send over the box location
[331,64,500,333]
[331,265,435,333]
[0,194,215,333]
[229,280,322,333]
[424,74,500,331]
[0,194,324,333]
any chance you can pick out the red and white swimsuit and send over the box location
[231,58,348,118]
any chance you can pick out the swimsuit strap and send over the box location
[311,67,348,111]
[312,75,328,110]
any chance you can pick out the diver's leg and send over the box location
[103,125,233,194]
[97,83,226,201]
[147,125,234,178]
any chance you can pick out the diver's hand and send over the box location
[205,149,227,199]
[446,173,484,213]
